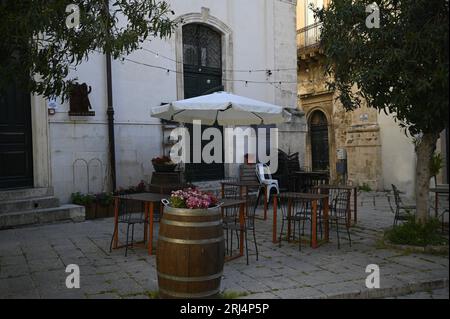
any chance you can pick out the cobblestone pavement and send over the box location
[0,192,448,299]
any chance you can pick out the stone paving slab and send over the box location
[0,192,448,299]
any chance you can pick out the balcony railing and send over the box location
[297,22,322,51]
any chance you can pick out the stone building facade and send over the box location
[0,0,300,206]
[295,0,442,197]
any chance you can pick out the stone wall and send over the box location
[298,55,393,191]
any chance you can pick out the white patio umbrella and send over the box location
[151,91,292,126]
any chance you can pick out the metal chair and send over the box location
[329,189,352,249]
[389,184,416,226]
[222,184,241,256]
[109,196,148,257]
[222,194,259,265]
[255,163,280,207]
[278,195,312,251]
[441,209,449,234]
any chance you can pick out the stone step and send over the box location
[0,196,60,214]
[0,205,85,230]
[0,188,53,202]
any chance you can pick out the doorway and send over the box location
[183,23,224,181]
[0,82,33,189]
[310,110,329,172]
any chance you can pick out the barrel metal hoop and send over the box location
[161,219,223,228]
[159,235,224,245]
[157,271,223,282]
[159,287,221,299]
[164,209,222,217]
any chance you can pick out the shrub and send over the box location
[95,192,114,207]
[358,183,372,192]
[385,216,448,247]
[71,192,113,207]
[71,192,95,206]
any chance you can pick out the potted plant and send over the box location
[94,192,114,218]
[156,188,224,299]
[152,156,177,173]
[71,192,96,219]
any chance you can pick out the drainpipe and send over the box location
[106,53,116,191]
[105,0,117,191]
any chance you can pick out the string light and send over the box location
[91,49,304,97]
[138,46,322,85]
[140,44,298,74]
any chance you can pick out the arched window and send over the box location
[309,110,329,171]
[183,24,222,98]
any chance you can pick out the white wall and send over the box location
[47,0,298,203]
[379,112,416,198]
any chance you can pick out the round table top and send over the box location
[278,192,329,200]
[114,193,166,202]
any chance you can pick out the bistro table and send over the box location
[220,198,247,262]
[273,192,329,249]
[314,185,358,226]
[112,193,166,256]
[430,184,449,217]
[221,180,267,220]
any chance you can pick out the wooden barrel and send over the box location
[156,205,225,299]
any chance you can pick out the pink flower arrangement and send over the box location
[169,188,219,209]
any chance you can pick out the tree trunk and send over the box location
[415,132,439,223]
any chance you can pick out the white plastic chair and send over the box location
[255,163,280,205]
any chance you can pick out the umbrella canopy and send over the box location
[151,91,292,126]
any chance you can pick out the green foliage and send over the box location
[0,0,176,100]
[385,216,448,247]
[71,192,95,206]
[430,152,444,177]
[169,196,187,209]
[317,0,449,136]
[95,192,114,206]
[71,191,113,206]
[358,183,372,192]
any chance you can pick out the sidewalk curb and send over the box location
[320,278,449,299]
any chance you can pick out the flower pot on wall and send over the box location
[156,205,225,299]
